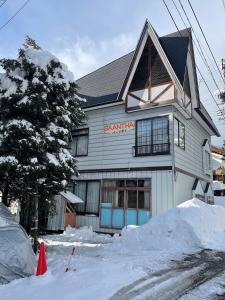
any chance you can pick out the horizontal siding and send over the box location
[77,103,173,170]
[174,110,212,180]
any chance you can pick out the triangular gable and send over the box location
[119,20,184,101]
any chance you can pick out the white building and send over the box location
[69,21,219,233]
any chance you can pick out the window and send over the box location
[71,128,89,156]
[101,179,151,210]
[174,118,185,150]
[202,140,211,175]
[74,181,100,214]
[135,116,169,156]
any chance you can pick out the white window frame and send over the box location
[202,140,211,176]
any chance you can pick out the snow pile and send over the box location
[214,196,225,207]
[45,226,112,245]
[62,226,112,243]
[213,180,225,190]
[111,198,225,253]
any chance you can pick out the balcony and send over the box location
[133,143,170,157]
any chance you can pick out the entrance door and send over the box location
[100,179,151,229]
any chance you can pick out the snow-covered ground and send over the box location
[1,198,225,299]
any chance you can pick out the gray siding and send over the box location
[174,109,212,181]
[77,104,173,171]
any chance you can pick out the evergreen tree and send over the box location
[0,36,86,234]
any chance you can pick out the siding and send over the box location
[174,172,194,206]
[174,109,212,181]
[77,103,173,171]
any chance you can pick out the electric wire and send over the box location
[171,0,222,93]
[187,0,225,86]
[0,0,7,9]
[162,0,225,121]
[0,0,31,32]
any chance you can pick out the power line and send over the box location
[171,0,222,92]
[0,0,31,32]
[0,0,7,9]
[162,0,225,121]
[187,0,225,86]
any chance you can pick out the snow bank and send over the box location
[45,226,112,244]
[214,196,225,207]
[111,198,225,253]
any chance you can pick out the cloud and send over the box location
[53,33,136,79]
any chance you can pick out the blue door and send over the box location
[100,179,151,229]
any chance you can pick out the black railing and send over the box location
[133,143,170,156]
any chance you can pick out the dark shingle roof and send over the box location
[77,52,134,108]
[76,28,191,108]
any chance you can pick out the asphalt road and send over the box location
[109,249,225,300]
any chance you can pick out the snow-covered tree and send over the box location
[0,36,86,231]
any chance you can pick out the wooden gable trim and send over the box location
[151,83,173,103]
[118,20,184,101]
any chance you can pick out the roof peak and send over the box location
[76,26,191,82]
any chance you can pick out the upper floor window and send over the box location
[174,118,185,150]
[71,128,89,156]
[135,116,169,156]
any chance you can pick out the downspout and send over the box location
[171,106,176,207]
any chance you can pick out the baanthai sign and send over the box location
[104,121,135,134]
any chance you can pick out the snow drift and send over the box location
[111,198,225,254]
[0,203,36,284]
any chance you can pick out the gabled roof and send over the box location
[76,24,190,108]
[77,52,134,107]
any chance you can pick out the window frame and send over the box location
[174,117,185,150]
[74,180,100,216]
[101,179,151,211]
[71,128,89,157]
[135,115,170,157]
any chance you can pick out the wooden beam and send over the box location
[151,83,173,103]
[128,92,148,103]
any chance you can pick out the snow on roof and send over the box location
[212,154,225,171]
[60,191,83,203]
[213,181,225,191]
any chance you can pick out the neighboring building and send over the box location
[212,145,225,183]
[69,20,219,233]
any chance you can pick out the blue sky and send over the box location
[0,0,225,146]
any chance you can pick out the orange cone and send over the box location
[36,242,47,276]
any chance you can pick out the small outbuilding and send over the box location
[47,191,83,231]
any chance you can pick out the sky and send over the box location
[0,0,225,146]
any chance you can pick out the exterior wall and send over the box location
[174,108,212,181]
[77,103,173,171]
[174,172,194,206]
[75,169,173,233]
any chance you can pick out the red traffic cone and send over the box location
[36,242,47,276]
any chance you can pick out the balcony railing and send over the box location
[133,143,170,156]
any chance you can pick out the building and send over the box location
[70,20,219,233]
[212,146,225,183]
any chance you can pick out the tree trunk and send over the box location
[2,182,9,206]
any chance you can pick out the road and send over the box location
[109,249,225,300]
